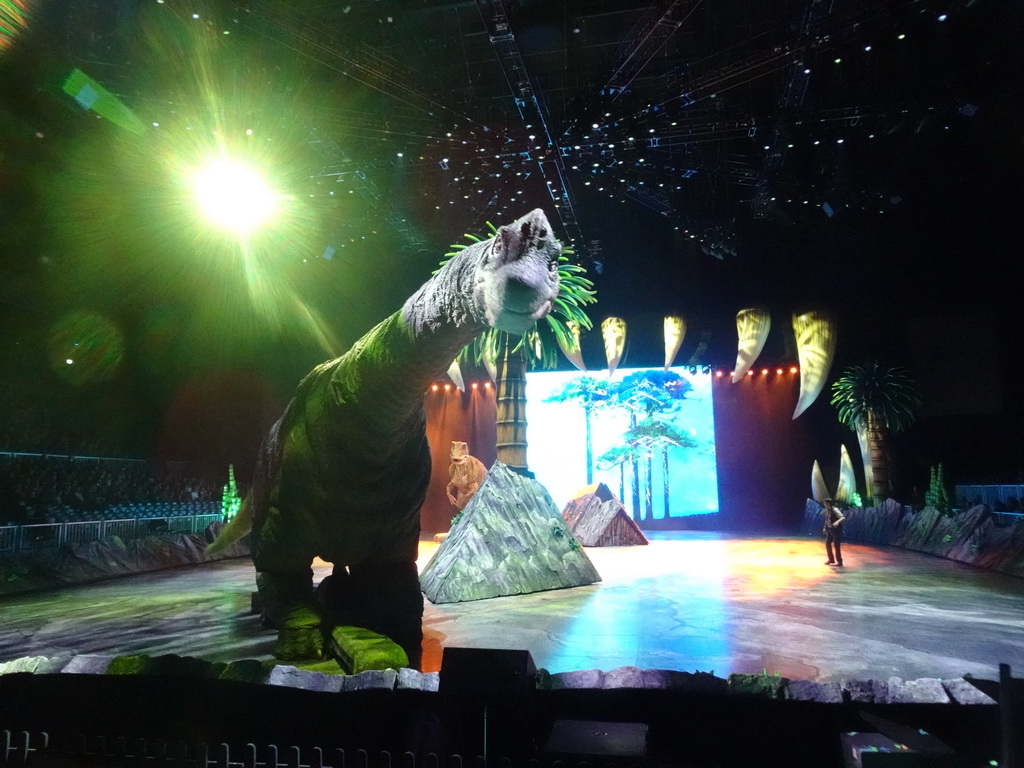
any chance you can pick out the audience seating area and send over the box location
[955,483,1024,513]
[0,451,226,525]
[0,447,232,553]
[55,501,221,523]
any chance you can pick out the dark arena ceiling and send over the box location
[1,0,1022,382]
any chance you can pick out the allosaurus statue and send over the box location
[208,209,561,664]
[446,441,488,511]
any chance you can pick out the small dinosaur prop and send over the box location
[446,441,488,511]
[207,209,561,664]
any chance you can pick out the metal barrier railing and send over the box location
[2,731,641,768]
[955,484,1024,506]
[993,511,1024,527]
[63,521,103,545]
[0,514,223,554]
[0,526,15,552]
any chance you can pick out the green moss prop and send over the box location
[329,626,409,674]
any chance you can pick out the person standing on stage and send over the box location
[822,497,845,567]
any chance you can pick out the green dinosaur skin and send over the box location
[222,209,562,664]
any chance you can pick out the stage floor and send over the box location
[1,533,1022,683]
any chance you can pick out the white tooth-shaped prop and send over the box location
[481,346,497,383]
[811,459,830,503]
[664,315,686,370]
[792,310,838,419]
[532,332,544,361]
[602,317,627,378]
[447,359,465,392]
[836,444,856,504]
[731,308,771,383]
[556,321,587,371]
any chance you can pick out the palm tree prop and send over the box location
[543,375,612,484]
[440,223,597,473]
[830,362,921,505]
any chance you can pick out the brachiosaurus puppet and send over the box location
[208,209,561,664]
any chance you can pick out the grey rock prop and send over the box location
[562,484,648,547]
[642,669,728,695]
[397,668,439,691]
[0,525,249,597]
[942,677,997,705]
[885,676,951,704]
[841,678,890,703]
[801,500,1024,578]
[267,664,345,693]
[420,462,601,603]
[602,665,646,689]
[0,653,999,710]
[341,669,399,691]
[540,668,606,690]
[60,654,115,675]
[787,679,844,703]
[0,656,66,675]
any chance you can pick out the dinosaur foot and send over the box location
[315,564,423,669]
[274,606,326,661]
[328,625,409,674]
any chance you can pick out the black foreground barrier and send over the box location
[0,672,1012,768]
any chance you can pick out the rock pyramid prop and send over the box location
[420,461,601,603]
[562,483,649,547]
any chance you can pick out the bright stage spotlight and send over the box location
[190,159,278,234]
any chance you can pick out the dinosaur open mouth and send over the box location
[503,304,547,318]
[496,298,554,333]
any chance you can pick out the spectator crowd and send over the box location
[0,454,222,525]
[0,381,234,525]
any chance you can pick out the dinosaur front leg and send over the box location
[255,569,323,660]
[346,559,424,669]
[318,556,424,669]
[252,507,324,661]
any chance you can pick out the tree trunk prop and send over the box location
[630,414,640,520]
[663,448,671,518]
[495,335,530,475]
[584,405,594,485]
[863,410,891,504]
[857,426,875,504]
[645,454,654,520]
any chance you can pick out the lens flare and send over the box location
[191,159,278,234]
[48,311,125,384]
[0,0,31,52]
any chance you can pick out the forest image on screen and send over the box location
[525,368,719,521]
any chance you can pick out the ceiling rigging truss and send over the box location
[473,0,588,257]
[602,0,702,99]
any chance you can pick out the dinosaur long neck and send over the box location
[327,244,490,435]
[402,242,488,337]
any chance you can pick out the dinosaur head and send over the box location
[477,208,561,335]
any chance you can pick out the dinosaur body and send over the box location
[446,441,488,511]
[209,209,561,663]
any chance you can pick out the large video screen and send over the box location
[524,367,719,521]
